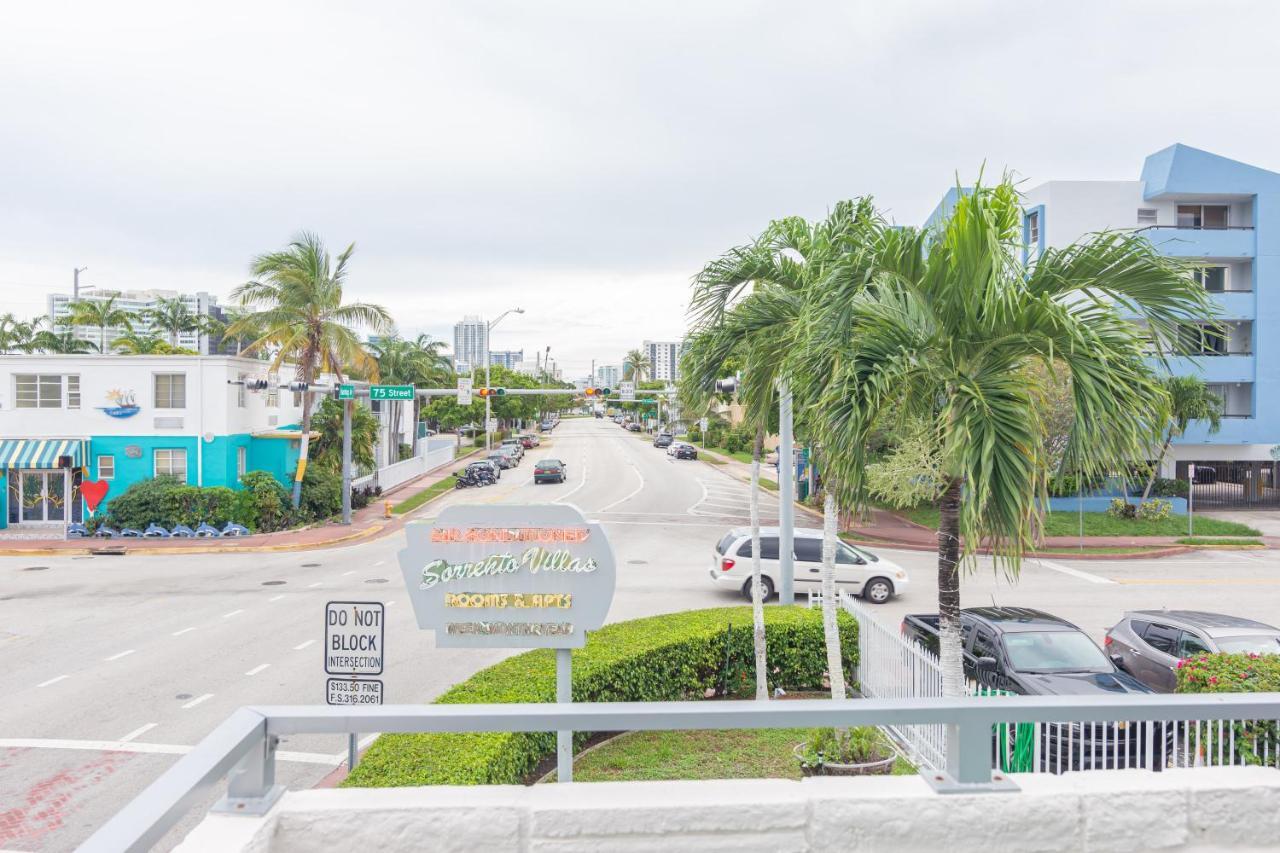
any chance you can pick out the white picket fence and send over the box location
[353,442,455,493]
[841,592,1280,774]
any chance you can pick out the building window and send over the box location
[1026,211,1040,247]
[67,374,80,408]
[237,446,247,481]
[154,373,187,408]
[237,373,247,408]
[1177,204,1229,229]
[266,374,279,408]
[15,374,67,408]
[1194,266,1229,293]
[97,455,115,480]
[1137,208,1158,227]
[154,448,188,482]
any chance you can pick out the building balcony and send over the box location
[1137,225,1254,260]
[1210,289,1255,320]
[1161,355,1254,384]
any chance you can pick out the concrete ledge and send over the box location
[175,767,1280,852]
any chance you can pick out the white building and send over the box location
[595,365,621,388]
[452,316,488,372]
[641,340,685,382]
[48,289,220,354]
[488,349,523,370]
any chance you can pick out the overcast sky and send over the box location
[2,1,1277,377]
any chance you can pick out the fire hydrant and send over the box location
[384,500,393,519]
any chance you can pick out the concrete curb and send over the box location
[839,533,1193,561]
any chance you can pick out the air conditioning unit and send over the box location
[154,417,184,430]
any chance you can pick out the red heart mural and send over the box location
[81,480,109,513]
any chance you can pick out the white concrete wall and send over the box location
[177,767,1280,852]
[0,355,309,439]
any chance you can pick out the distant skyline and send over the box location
[3,2,1278,375]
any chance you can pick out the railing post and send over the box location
[214,733,285,815]
[924,716,1018,794]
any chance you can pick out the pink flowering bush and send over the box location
[1176,653,1280,765]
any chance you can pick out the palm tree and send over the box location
[800,177,1214,696]
[370,334,453,464]
[220,308,266,357]
[31,329,96,354]
[227,232,392,508]
[112,331,170,354]
[143,296,202,348]
[0,314,42,353]
[1140,376,1223,500]
[64,294,134,354]
[684,199,881,703]
[622,349,651,383]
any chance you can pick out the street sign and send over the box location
[370,385,414,401]
[487,417,498,431]
[699,417,708,432]
[326,677,384,706]
[398,504,618,649]
[457,377,472,406]
[337,384,355,400]
[324,601,385,675]
[620,381,635,402]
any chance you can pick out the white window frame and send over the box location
[97,455,115,480]
[154,448,188,482]
[1026,211,1040,246]
[153,373,187,409]
[236,446,247,481]
[237,373,247,408]
[1137,208,1158,227]
[14,374,73,409]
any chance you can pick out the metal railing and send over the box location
[83,692,1280,853]
[1136,224,1255,231]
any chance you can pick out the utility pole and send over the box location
[778,381,795,605]
[73,266,87,300]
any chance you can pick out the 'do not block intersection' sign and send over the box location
[398,504,616,649]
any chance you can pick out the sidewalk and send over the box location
[0,445,484,556]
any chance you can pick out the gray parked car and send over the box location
[1105,610,1280,692]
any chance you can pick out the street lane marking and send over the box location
[373,561,385,567]
[293,640,315,650]
[386,600,396,606]
[600,520,737,528]
[0,738,342,766]
[1115,578,1280,586]
[223,609,245,618]
[103,649,136,661]
[343,570,357,576]
[172,626,198,636]
[553,460,590,504]
[269,594,285,602]
[687,479,711,515]
[1033,560,1116,585]
[245,663,271,676]
[118,723,157,743]
[307,582,323,588]
[37,675,69,688]
[181,693,214,709]
[596,463,646,513]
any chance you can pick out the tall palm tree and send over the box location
[370,334,453,464]
[227,232,392,508]
[799,177,1214,695]
[684,199,881,703]
[622,349,651,383]
[144,296,202,347]
[1140,375,1223,500]
[31,329,96,354]
[112,331,170,354]
[220,308,266,357]
[0,314,42,353]
[64,294,134,355]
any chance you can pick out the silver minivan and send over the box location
[709,526,909,603]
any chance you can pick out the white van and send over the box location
[709,527,908,603]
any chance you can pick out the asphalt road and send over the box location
[4,416,1280,850]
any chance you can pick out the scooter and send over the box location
[454,470,484,489]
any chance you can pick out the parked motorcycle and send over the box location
[454,471,484,489]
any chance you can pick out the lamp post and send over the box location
[485,308,524,451]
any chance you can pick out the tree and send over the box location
[227,232,392,509]
[622,349,651,383]
[1140,376,1223,500]
[31,329,96,354]
[371,334,453,463]
[221,307,267,357]
[112,331,171,354]
[0,314,42,353]
[143,296,203,347]
[683,198,881,705]
[309,397,379,473]
[800,177,1214,696]
[64,294,134,354]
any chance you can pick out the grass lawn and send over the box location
[1176,537,1265,547]
[760,477,779,491]
[691,442,754,464]
[391,475,457,514]
[556,728,915,783]
[895,505,1260,538]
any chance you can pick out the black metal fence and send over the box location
[1174,460,1280,509]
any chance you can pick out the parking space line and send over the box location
[307,582,323,588]
[104,649,136,661]
[1032,559,1116,585]
[37,675,69,688]
[222,609,245,618]
[293,640,315,651]
[245,663,271,676]
[118,723,157,743]
[181,693,214,709]
[172,626,198,636]
[269,594,285,602]
[343,570,358,576]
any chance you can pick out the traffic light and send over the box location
[245,378,271,392]
[714,376,738,394]
[286,381,310,393]
[583,387,611,397]
[477,387,506,398]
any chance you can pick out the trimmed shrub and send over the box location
[237,471,294,532]
[299,466,342,520]
[1106,498,1136,519]
[1150,477,1189,498]
[1136,498,1172,521]
[344,606,857,788]
[1177,653,1280,765]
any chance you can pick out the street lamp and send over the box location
[485,307,524,450]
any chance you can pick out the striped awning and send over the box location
[0,438,87,469]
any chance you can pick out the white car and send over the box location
[709,527,908,603]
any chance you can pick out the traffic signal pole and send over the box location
[777,381,795,606]
[341,398,353,525]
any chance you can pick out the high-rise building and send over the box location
[452,316,488,372]
[595,364,621,388]
[641,340,686,382]
[926,143,1278,508]
[488,349,523,370]
[47,289,220,354]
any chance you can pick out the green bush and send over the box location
[1106,498,1136,519]
[1150,477,1190,498]
[344,606,857,788]
[686,424,702,444]
[300,466,342,520]
[237,471,294,532]
[1177,653,1280,765]
[1136,498,1172,520]
[104,477,244,530]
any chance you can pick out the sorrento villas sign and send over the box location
[398,504,617,649]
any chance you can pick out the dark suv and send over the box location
[1106,610,1280,692]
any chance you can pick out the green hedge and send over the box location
[344,605,857,788]
[1176,652,1280,765]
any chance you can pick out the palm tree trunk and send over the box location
[100,325,106,355]
[292,364,315,510]
[749,424,768,701]
[820,491,846,701]
[937,475,965,698]
[1140,431,1174,501]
